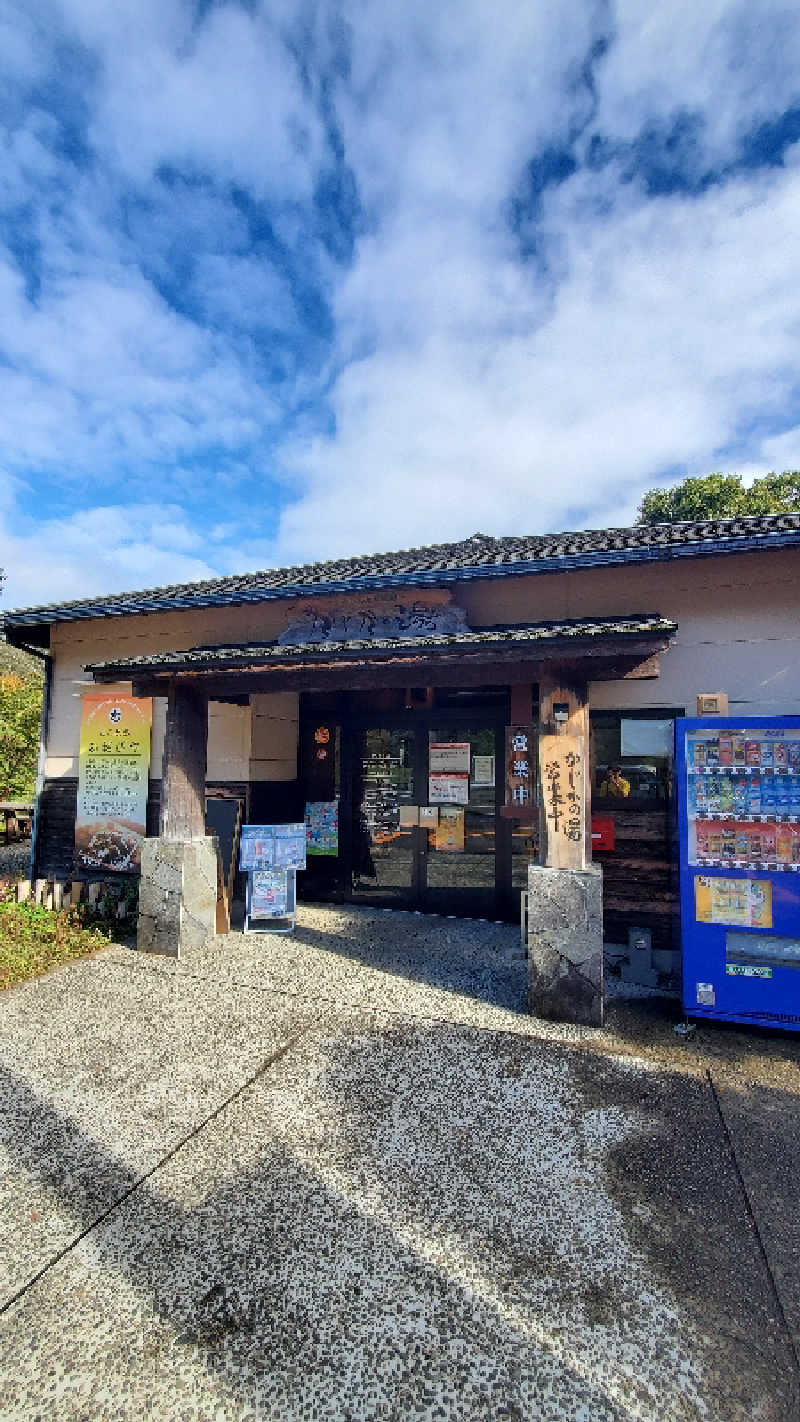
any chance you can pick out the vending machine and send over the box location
[678,715,800,1032]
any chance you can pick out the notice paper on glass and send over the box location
[435,806,465,852]
[429,742,471,775]
[471,754,495,787]
[419,805,439,826]
[398,805,419,826]
[429,773,469,805]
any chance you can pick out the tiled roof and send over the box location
[85,615,677,678]
[5,512,800,630]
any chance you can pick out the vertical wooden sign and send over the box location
[539,735,586,869]
[504,724,536,815]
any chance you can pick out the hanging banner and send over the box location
[75,694,152,873]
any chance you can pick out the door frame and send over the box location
[341,706,511,917]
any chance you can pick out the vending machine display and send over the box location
[678,716,800,1031]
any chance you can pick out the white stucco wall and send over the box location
[459,547,800,716]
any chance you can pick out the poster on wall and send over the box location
[75,694,152,872]
[305,800,339,855]
[428,773,470,805]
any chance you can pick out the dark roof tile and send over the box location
[4,511,800,630]
[85,614,677,677]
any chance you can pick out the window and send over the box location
[591,711,678,807]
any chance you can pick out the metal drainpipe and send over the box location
[20,644,53,884]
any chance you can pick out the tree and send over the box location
[0,673,42,800]
[636,471,800,524]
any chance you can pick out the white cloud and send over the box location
[3,1,800,607]
[595,2,800,155]
[0,245,271,477]
[272,4,800,560]
[0,500,222,609]
[55,0,325,199]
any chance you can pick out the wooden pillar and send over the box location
[510,683,533,724]
[159,681,208,841]
[538,667,591,869]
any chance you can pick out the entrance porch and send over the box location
[84,613,676,1023]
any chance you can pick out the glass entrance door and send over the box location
[350,722,503,916]
[422,724,499,919]
[352,728,417,904]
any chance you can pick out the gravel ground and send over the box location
[0,840,31,883]
[1,903,799,1420]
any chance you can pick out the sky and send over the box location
[3,1,800,609]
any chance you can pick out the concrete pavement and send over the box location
[1,904,798,1420]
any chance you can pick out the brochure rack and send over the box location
[239,824,306,934]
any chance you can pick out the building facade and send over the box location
[5,514,800,969]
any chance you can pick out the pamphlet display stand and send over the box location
[239,824,306,935]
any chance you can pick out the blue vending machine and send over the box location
[678,715,800,1032]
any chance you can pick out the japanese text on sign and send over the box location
[75,694,152,873]
[539,735,586,868]
[505,725,536,813]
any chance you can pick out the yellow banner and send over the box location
[75,694,152,872]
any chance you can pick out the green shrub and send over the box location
[0,897,115,991]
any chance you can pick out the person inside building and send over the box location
[599,763,631,798]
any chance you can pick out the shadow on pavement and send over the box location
[1,998,799,1420]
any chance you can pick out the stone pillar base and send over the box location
[527,863,604,1026]
[137,836,218,958]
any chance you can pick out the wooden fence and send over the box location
[7,878,135,917]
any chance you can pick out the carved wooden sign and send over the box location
[278,599,469,645]
[539,734,586,869]
[504,725,536,816]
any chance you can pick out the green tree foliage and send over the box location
[636,471,800,524]
[0,673,42,800]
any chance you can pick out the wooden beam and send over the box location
[538,667,591,869]
[159,681,208,841]
[125,641,667,700]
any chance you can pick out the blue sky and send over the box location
[3,1,800,608]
